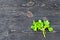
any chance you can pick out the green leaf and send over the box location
[48,27,53,32]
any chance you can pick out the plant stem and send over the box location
[42,28,46,38]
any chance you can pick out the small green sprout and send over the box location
[31,19,53,38]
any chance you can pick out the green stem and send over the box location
[42,28,46,38]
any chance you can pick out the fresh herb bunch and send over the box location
[31,19,53,38]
